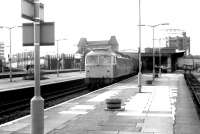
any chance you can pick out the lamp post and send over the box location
[140,23,169,80]
[0,26,21,82]
[154,38,163,77]
[56,38,67,77]
[1,58,5,73]
[138,0,142,92]
[159,38,162,77]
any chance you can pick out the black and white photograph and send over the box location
[0,0,200,134]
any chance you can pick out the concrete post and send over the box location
[138,0,142,92]
[167,56,172,73]
[56,40,59,77]
[31,1,44,134]
[9,28,12,82]
[159,38,162,77]
[152,27,155,80]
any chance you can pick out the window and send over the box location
[99,55,111,65]
[86,55,98,65]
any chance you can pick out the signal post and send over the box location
[31,1,44,134]
[21,0,54,133]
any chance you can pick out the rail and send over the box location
[184,73,200,107]
[0,79,87,124]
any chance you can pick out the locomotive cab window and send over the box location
[113,56,117,64]
[86,55,98,65]
[99,55,111,65]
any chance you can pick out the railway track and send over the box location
[0,74,135,125]
[0,80,88,124]
[184,73,200,112]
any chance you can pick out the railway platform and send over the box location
[0,73,200,134]
[0,71,85,92]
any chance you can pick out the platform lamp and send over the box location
[159,38,162,77]
[140,23,169,80]
[56,38,67,77]
[0,26,21,82]
[137,0,142,93]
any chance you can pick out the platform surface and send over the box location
[0,73,200,134]
[0,71,85,92]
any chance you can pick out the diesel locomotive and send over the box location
[85,48,138,88]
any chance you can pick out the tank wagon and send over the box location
[85,48,138,89]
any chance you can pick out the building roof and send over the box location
[76,36,119,54]
[87,40,109,46]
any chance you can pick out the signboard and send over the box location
[23,22,55,46]
[21,0,44,21]
[75,53,82,59]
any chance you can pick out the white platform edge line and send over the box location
[0,75,136,127]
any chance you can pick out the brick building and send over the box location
[166,32,190,55]
[76,36,119,56]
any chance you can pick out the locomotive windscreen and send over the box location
[99,55,111,65]
[86,55,98,65]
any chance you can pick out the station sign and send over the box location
[21,0,44,22]
[74,53,82,59]
[23,22,55,46]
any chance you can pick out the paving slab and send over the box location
[0,73,200,134]
[174,73,200,134]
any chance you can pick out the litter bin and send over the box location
[106,98,121,110]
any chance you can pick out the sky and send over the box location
[0,0,200,59]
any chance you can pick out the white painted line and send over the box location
[87,90,121,102]
[46,75,137,111]
[0,122,28,131]
[0,76,136,128]
[59,110,88,115]
[0,115,31,127]
[70,105,95,110]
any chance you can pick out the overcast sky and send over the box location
[0,0,199,58]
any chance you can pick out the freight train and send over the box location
[85,48,138,89]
